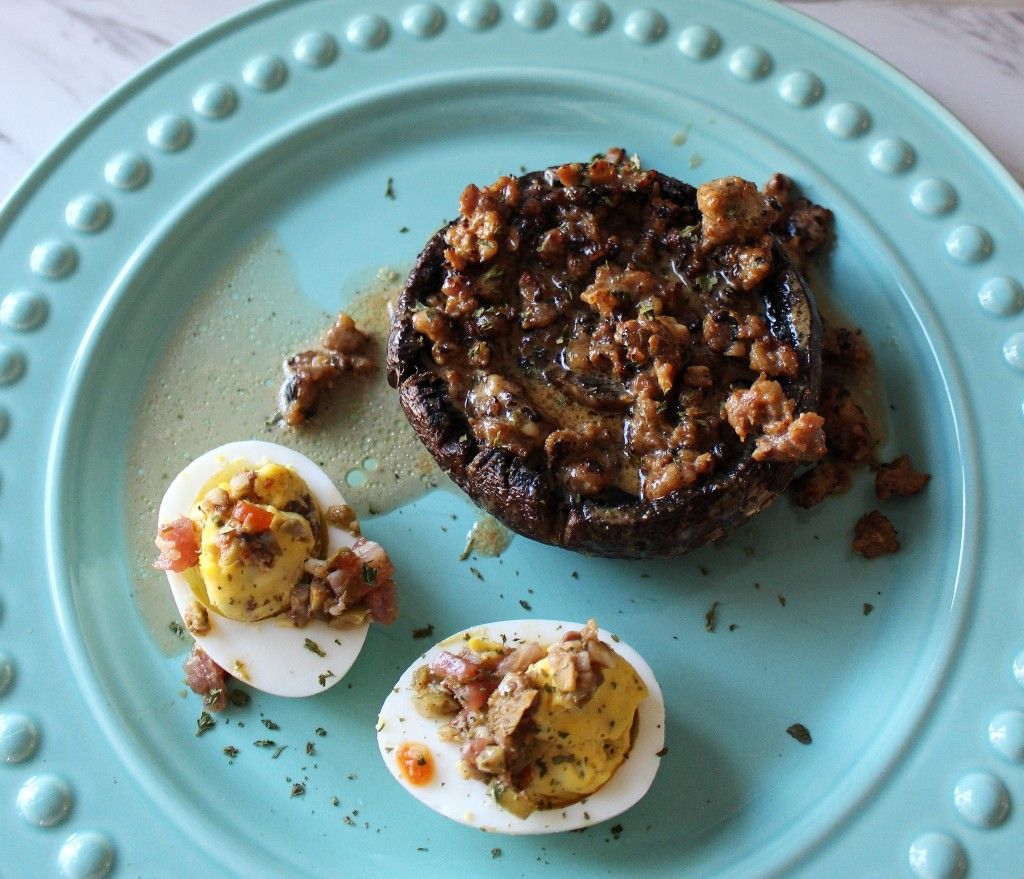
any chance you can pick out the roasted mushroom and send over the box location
[387,151,825,557]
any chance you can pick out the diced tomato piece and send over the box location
[430,650,479,683]
[231,501,274,534]
[395,742,435,786]
[154,516,200,572]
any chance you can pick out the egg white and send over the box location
[158,440,368,697]
[376,619,665,834]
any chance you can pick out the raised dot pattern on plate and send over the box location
[0,711,39,763]
[908,832,967,879]
[29,239,77,279]
[456,0,500,30]
[977,277,1023,316]
[623,9,667,44]
[728,45,772,80]
[946,224,993,263]
[989,709,1024,762]
[57,831,114,879]
[191,82,237,119]
[825,101,870,139]
[17,773,73,827]
[242,54,287,91]
[869,137,914,174]
[953,772,1010,828]
[568,0,611,35]
[0,652,13,693]
[678,24,720,59]
[911,178,957,216]
[513,0,555,30]
[1,5,1021,876]
[346,13,390,49]
[103,152,150,191]
[0,290,47,332]
[0,345,26,386]
[293,31,338,65]
[1003,332,1024,371]
[401,4,445,38]
[778,70,823,107]
[146,114,193,152]
[65,194,112,233]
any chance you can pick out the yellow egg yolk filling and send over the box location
[190,462,318,622]
[521,654,648,807]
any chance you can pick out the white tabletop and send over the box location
[2,1,1023,199]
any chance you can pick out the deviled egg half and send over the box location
[155,440,397,700]
[376,619,664,834]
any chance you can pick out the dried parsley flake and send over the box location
[195,712,215,737]
[705,601,719,633]
[786,723,812,745]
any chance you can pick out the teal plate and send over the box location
[2,1,1023,876]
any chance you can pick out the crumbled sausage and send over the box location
[278,312,374,426]
[820,383,873,463]
[822,324,871,371]
[405,154,827,503]
[544,422,615,496]
[467,374,545,457]
[875,455,931,499]
[764,173,835,271]
[724,376,826,464]
[790,459,851,508]
[852,510,900,558]
[444,176,520,269]
[697,177,778,249]
[754,412,827,463]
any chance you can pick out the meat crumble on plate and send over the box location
[388,148,830,557]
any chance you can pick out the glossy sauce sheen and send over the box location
[125,233,437,653]
[403,162,814,505]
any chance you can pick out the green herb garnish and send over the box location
[304,638,326,657]
[696,273,716,293]
[786,723,812,745]
[704,601,719,633]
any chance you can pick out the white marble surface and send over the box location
[1,0,1023,199]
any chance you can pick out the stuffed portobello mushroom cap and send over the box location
[387,152,824,558]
